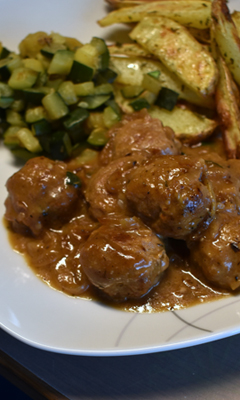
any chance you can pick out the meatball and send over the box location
[125,155,215,239]
[86,154,145,222]
[189,211,240,291]
[204,154,240,213]
[79,218,169,301]
[100,109,181,165]
[5,156,80,235]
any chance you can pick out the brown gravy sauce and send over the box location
[4,137,235,312]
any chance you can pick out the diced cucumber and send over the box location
[0,109,8,136]
[4,126,21,147]
[22,58,44,73]
[35,71,48,87]
[46,77,63,90]
[7,55,24,72]
[0,53,23,78]
[63,108,89,144]
[142,73,162,95]
[48,50,74,75]
[49,130,72,160]
[0,45,10,60]
[155,87,179,111]
[130,98,150,111]
[105,99,121,119]
[74,44,98,69]
[121,85,144,98]
[90,37,109,71]
[22,87,52,104]
[11,148,37,161]
[103,105,121,128]
[87,127,108,146]
[6,109,26,126]
[8,67,38,90]
[63,108,89,132]
[16,127,42,153]
[68,60,94,83]
[64,37,82,51]
[78,94,111,109]
[41,43,67,58]
[10,99,25,112]
[0,97,14,108]
[74,81,94,96]
[0,82,14,109]
[0,57,12,80]
[42,91,69,120]
[36,53,51,71]
[86,112,105,130]
[58,81,78,105]
[73,148,99,166]
[93,83,113,96]
[25,106,48,123]
[94,68,118,85]
[32,119,52,136]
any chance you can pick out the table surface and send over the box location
[1,328,240,400]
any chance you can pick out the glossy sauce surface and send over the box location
[5,136,234,313]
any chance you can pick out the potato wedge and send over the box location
[149,105,218,143]
[188,28,210,44]
[99,1,211,30]
[106,0,159,8]
[129,16,218,97]
[232,11,240,38]
[215,55,240,159]
[105,0,199,8]
[108,42,153,58]
[110,56,215,108]
[212,0,240,86]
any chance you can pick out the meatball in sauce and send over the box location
[125,155,215,239]
[100,109,181,165]
[4,112,240,311]
[5,156,81,236]
[80,218,169,301]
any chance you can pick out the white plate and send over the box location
[1,0,240,357]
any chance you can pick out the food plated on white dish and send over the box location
[1,0,240,356]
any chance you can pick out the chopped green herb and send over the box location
[66,171,81,188]
[205,160,224,168]
[147,70,161,79]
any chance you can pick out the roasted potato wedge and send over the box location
[149,105,218,143]
[212,0,240,86]
[105,0,198,7]
[232,11,240,38]
[215,54,240,159]
[110,56,214,108]
[99,1,211,30]
[108,42,154,58]
[129,16,218,97]
[106,0,159,8]
[188,28,210,44]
